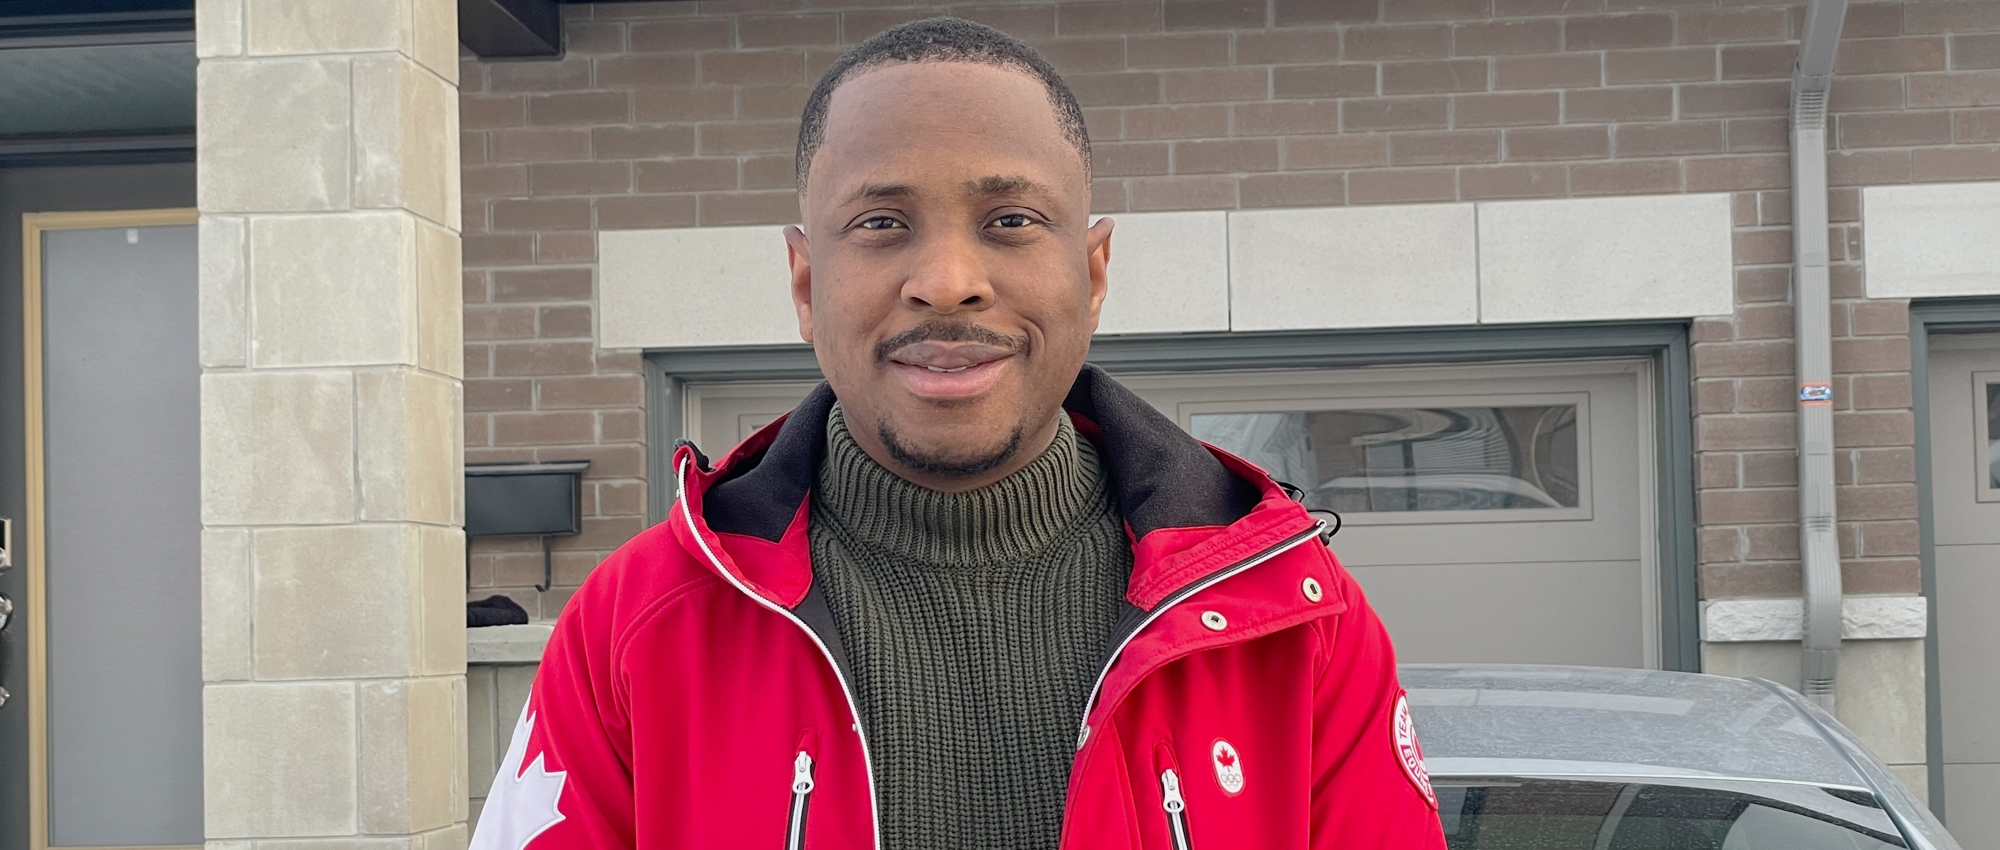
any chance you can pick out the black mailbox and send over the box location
[466,460,589,591]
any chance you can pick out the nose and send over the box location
[900,231,994,315]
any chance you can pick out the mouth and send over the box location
[886,341,1016,400]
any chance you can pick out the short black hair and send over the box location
[795,17,1091,192]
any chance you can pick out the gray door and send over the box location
[1928,332,2000,845]
[2,216,202,849]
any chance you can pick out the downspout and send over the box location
[1791,0,1848,713]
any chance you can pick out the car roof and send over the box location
[1401,664,1866,790]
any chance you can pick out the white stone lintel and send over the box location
[1701,595,1928,643]
[468,622,554,665]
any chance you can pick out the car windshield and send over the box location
[1438,778,1906,849]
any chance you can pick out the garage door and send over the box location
[683,357,1658,668]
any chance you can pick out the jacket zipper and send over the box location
[1160,768,1194,850]
[787,750,815,850]
[1074,522,1326,749]
[677,457,883,850]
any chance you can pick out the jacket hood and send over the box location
[672,364,1319,612]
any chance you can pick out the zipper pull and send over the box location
[1160,768,1185,813]
[793,750,816,795]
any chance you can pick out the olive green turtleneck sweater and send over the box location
[809,405,1133,850]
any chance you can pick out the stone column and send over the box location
[195,0,467,845]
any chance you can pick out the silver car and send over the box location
[1404,665,1960,850]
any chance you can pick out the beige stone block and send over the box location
[418,525,468,676]
[466,666,496,798]
[421,822,469,850]
[246,0,400,55]
[357,367,462,525]
[359,676,464,833]
[495,665,536,736]
[417,219,464,379]
[1700,638,1928,766]
[250,839,414,850]
[198,58,351,212]
[250,212,418,368]
[199,214,248,368]
[196,0,244,59]
[204,681,357,838]
[202,528,253,682]
[201,370,356,525]
[253,525,417,679]
[410,0,459,86]
[355,55,461,230]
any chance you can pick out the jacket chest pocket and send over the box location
[1151,744,1196,850]
[786,731,817,850]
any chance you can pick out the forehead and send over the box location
[810,61,1085,200]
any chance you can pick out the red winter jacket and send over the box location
[470,367,1447,850]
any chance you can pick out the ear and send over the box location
[1084,216,1114,333]
[784,225,813,343]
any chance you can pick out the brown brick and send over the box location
[694,121,794,155]
[1453,91,1560,127]
[1068,72,1165,106]
[1174,138,1280,174]
[1130,175,1239,210]
[1564,86,1672,122]
[738,84,813,120]
[1458,163,1568,199]
[1734,303,1793,341]
[1741,524,1799,561]
[594,125,697,160]
[700,50,804,85]
[539,375,644,409]
[538,232,597,264]
[1697,378,1737,415]
[1240,171,1349,207]
[1698,450,1739,486]
[1701,562,1799,599]
[1274,0,1380,27]
[1849,373,1914,413]
[597,481,647,518]
[635,158,740,192]
[1736,377,1797,412]
[1495,0,1607,15]
[1741,451,1799,487]
[737,14,838,48]
[528,161,629,197]
[1854,447,1918,485]
[954,5,1057,39]
[493,197,592,231]
[1910,71,2000,108]
[1733,228,1791,265]
[464,343,492,379]
[494,411,598,446]
[698,191,798,226]
[1727,117,1789,153]
[1913,146,2000,182]
[1677,8,1790,45]
[1032,37,1129,73]
[1504,125,1609,161]
[463,164,529,199]
[1493,53,1602,90]
[1840,3,1905,38]
[1126,104,1231,139]
[1345,24,1453,61]
[1165,67,1272,102]
[1564,14,1672,50]
[1685,154,1788,192]
[597,194,700,228]
[1681,81,1788,118]
[1695,340,1793,378]
[1954,33,2000,70]
[1907,2,2000,34]
[597,54,699,88]
[599,411,639,444]
[1273,65,1377,99]
[493,341,596,376]
[1832,336,1914,374]
[1849,301,1910,337]
[1382,59,1491,94]
[1692,318,1735,343]
[1858,520,1920,557]
[1235,28,1344,64]
[1959,109,2000,145]
[463,95,527,130]
[1837,484,1918,521]
[628,18,733,52]
[1236,100,1345,135]
[1613,121,1723,156]
[464,234,535,267]
[633,86,736,123]
[1720,44,1796,81]
[1343,97,1453,131]
[465,305,537,341]
[539,305,593,338]
[1837,111,1952,149]
[1828,75,1907,113]
[1083,107,1123,141]
[1701,526,1742,563]
[493,268,592,302]
[1383,0,1489,22]
[1092,179,1130,213]
[1698,415,1795,452]
[565,21,626,55]
[1736,267,1790,304]
[1828,150,1913,186]
[1057,1,1163,36]
[1096,142,1173,177]
[1284,134,1392,168]
[1453,19,1562,56]
[1168,0,1256,31]
[1129,33,1231,68]
[1348,167,1457,204]
[467,378,532,412]
[840,10,935,43]
[1607,47,1715,84]
[1389,130,1501,165]
[488,57,592,93]
[1699,489,1798,524]
[1838,37,1950,76]
[491,128,591,163]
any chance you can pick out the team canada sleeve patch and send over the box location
[470,704,569,850]
[1393,691,1438,810]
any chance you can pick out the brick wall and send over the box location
[458,0,2000,617]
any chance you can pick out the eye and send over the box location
[858,216,904,230]
[990,213,1033,229]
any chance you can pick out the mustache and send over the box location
[874,321,1032,363]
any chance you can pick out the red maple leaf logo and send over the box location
[1217,749,1236,767]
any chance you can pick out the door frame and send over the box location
[644,321,1700,672]
[1910,298,2000,823]
[19,208,198,850]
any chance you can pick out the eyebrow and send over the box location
[843,182,917,205]
[968,175,1053,200]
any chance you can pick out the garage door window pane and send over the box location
[1987,381,1998,490]
[1191,405,1580,513]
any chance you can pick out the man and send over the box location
[473,18,1446,849]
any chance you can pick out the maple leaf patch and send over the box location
[1211,739,1245,796]
[471,704,569,850]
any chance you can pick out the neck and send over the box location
[847,411,1065,493]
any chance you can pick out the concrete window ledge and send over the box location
[468,622,555,664]
[1701,596,1927,643]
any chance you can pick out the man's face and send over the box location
[786,62,1113,491]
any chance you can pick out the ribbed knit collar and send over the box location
[814,404,1113,567]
